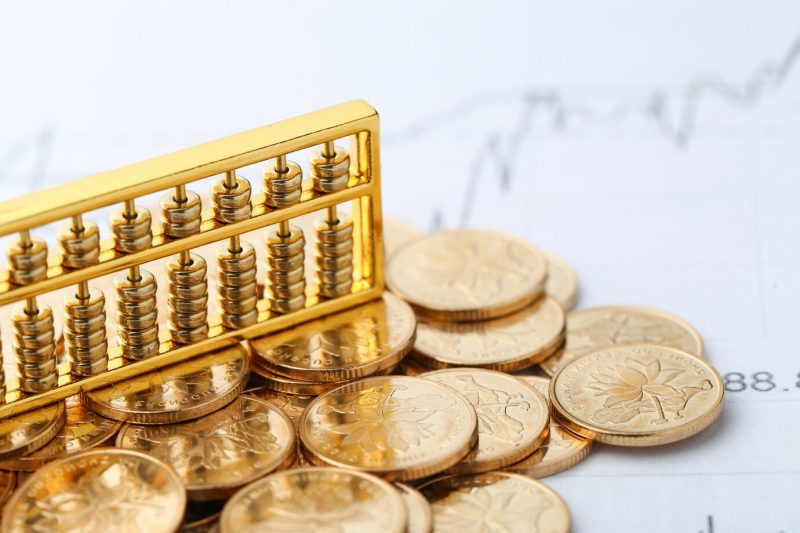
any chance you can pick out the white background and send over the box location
[1,2,799,531]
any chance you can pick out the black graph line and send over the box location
[385,35,800,228]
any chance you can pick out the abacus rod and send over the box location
[174,184,188,203]
[0,281,382,418]
[224,170,237,190]
[19,229,32,249]
[24,297,37,315]
[277,221,291,238]
[69,214,91,300]
[123,200,136,220]
[0,99,378,236]
[275,155,288,173]
[70,215,84,233]
[326,206,338,225]
[0,181,376,305]
[323,141,336,158]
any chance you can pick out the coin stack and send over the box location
[0,220,723,533]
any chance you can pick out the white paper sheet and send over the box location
[1,2,798,530]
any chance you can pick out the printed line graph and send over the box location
[385,35,800,228]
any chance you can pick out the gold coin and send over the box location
[182,500,224,533]
[550,344,724,446]
[0,396,120,471]
[419,472,571,533]
[0,470,16,509]
[412,297,565,372]
[421,369,549,474]
[540,305,704,376]
[82,344,249,424]
[396,483,433,533]
[0,402,66,461]
[249,293,416,382]
[383,218,422,259]
[117,395,295,501]
[1,448,186,533]
[386,230,548,321]
[244,387,314,429]
[543,251,579,310]
[504,376,593,478]
[219,467,407,533]
[299,376,478,481]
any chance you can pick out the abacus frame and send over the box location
[0,99,384,418]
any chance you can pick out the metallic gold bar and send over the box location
[0,100,378,235]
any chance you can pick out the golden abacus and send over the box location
[0,100,383,417]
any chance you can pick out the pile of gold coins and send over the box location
[0,220,724,533]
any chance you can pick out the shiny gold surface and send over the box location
[0,99,385,419]
[219,467,407,533]
[412,297,564,372]
[0,470,15,509]
[0,396,120,471]
[543,251,579,310]
[386,230,548,321]
[505,376,593,478]
[422,369,549,474]
[2,449,186,533]
[117,395,295,500]
[0,402,66,461]
[244,387,313,429]
[81,344,249,424]
[396,483,433,533]
[540,305,704,376]
[419,472,571,533]
[299,376,478,481]
[250,293,416,382]
[550,344,723,446]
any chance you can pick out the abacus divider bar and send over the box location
[0,99,378,236]
[0,281,383,418]
[0,182,376,306]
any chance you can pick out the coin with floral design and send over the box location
[387,230,548,321]
[543,251,579,310]
[299,376,478,481]
[117,395,295,500]
[0,396,120,471]
[504,376,593,478]
[421,369,549,474]
[0,401,66,461]
[396,483,432,533]
[412,297,564,372]
[82,344,249,424]
[249,293,416,382]
[219,467,407,533]
[419,472,570,533]
[540,305,704,376]
[1,448,186,533]
[550,344,724,446]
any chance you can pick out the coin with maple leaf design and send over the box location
[540,305,704,377]
[0,471,15,509]
[81,344,249,424]
[299,376,478,481]
[249,292,416,382]
[386,230,548,321]
[219,467,407,533]
[421,369,549,474]
[419,472,570,533]
[504,376,593,478]
[1,448,186,533]
[0,401,66,461]
[117,395,295,501]
[543,251,579,310]
[550,344,724,446]
[412,296,565,372]
[396,483,433,533]
[0,396,120,471]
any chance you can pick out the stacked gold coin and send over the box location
[0,220,725,533]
